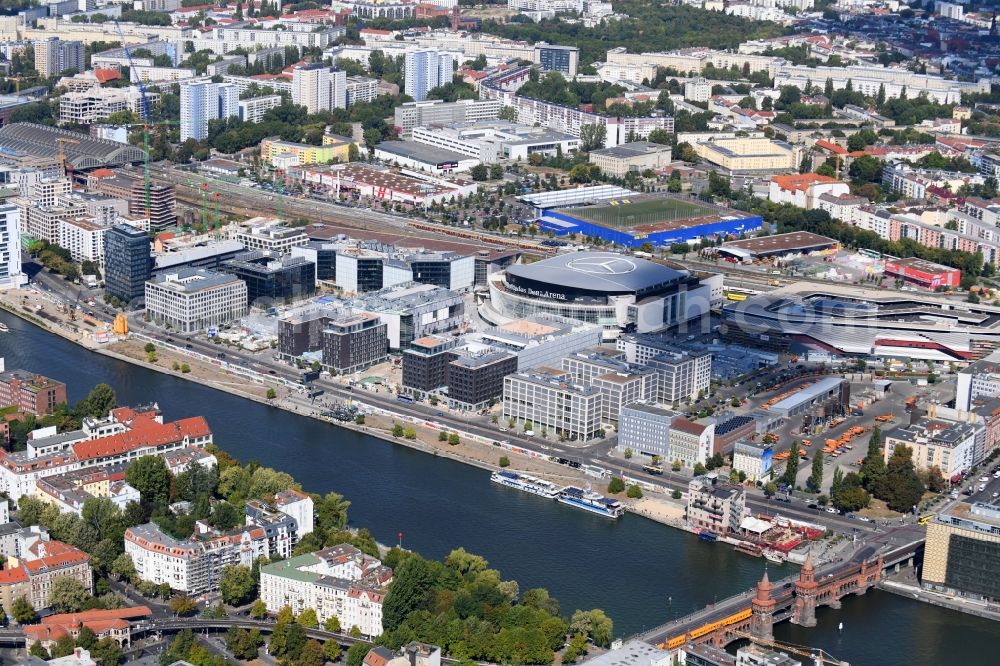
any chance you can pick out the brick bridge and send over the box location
[638,525,924,651]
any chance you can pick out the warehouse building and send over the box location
[883,257,961,290]
[717,232,839,262]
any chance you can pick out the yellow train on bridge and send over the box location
[661,607,753,650]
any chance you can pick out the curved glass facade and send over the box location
[489,279,622,328]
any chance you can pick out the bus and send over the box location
[642,465,664,476]
[724,286,762,301]
[918,515,933,525]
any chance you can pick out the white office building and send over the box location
[410,120,578,163]
[180,80,239,142]
[732,441,773,483]
[0,204,25,289]
[404,50,454,102]
[617,335,712,405]
[393,99,501,137]
[956,350,1000,411]
[616,403,677,459]
[144,268,248,334]
[502,369,604,440]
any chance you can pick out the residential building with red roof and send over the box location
[0,409,212,500]
[0,539,92,613]
[768,173,850,209]
[668,417,715,469]
[23,606,151,650]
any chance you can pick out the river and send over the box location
[1,313,997,664]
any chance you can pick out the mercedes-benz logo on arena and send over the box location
[566,256,637,275]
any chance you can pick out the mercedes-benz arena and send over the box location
[486,252,722,335]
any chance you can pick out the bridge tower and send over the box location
[792,555,818,627]
[856,555,884,594]
[750,570,777,643]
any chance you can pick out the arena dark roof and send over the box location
[0,123,146,169]
[506,252,689,295]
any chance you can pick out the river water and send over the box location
[1,313,996,664]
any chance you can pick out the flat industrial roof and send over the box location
[374,140,470,166]
[720,231,838,257]
[768,377,844,412]
[885,256,958,275]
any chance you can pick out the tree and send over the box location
[299,639,325,666]
[438,430,448,442]
[382,556,439,631]
[607,477,625,494]
[849,154,882,183]
[764,481,777,497]
[693,462,707,476]
[470,164,489,181]
[49,634,75,658]
[832,484,871,512]
[297,607,318,628]
[91,637,123,666]
[324,640,343,663]
[220,565,256,606]
[570,609,614,648]
[347,642,372,666]
[226,626,264,660]
[363,127,381,152]
[861,427,887,494]
[169,595,199,617]
[448,432,460,446]
[627,484,643,499]
[926,466,947,493]
[782,441,801,487]
[499,456,510,467]
[76,626,98,650]
[12,596,37,624]
[579,123,607,151]
[125,455,171,505]
[882,444,925,513]
[250,599,268,619]
[74,383,116,419]
[29,641,49,660]
[49,576,91,613]
[266,388,277,400]
[324,615,341,633]
[624,448,633,459]
[808,450,824,492]
[392,424,404,437]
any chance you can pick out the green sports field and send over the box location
[561,197,718,230]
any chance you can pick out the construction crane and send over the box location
[115,19,155,223]
[6,74,35,95]
[731,631,848,666]
[55,137,80,178]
